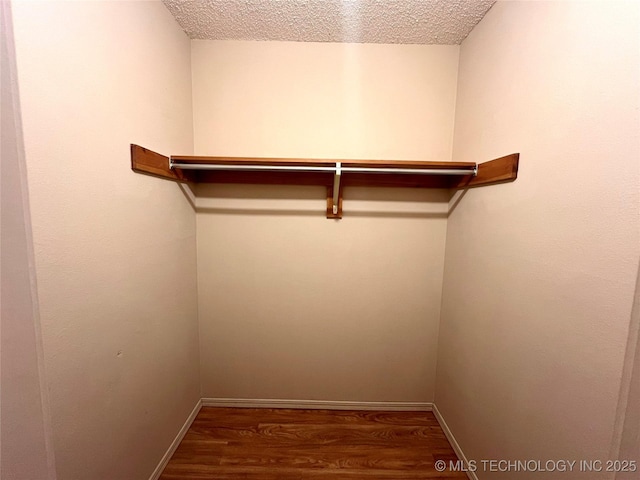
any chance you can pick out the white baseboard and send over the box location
[432,403,478,480]
[148,399,202,480]
[201,397,433,411]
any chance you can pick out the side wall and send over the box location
[11,1,200,479]
[1,1,55,478]
[436,1,640,477]
[192,40,459,402]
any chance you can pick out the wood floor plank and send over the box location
[160,407,467,479]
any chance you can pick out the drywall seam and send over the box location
[201,398,434,411]
[432,403,477,480]
[0,1,57,476]
[148,399,202,480]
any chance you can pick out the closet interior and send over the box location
[4,1,639,480]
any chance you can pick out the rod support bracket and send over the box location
[333,162,341,215]
[326,162,343,219]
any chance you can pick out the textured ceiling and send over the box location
[162,0,496,45]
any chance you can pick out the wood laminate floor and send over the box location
[159,407,468,479]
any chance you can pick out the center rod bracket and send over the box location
[333,163,341,216]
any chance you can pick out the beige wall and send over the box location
[1,1,55,478]
[436,1,640,477]
[192,40,459,401]
[11,1,200,479]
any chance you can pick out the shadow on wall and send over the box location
[191,183,465,219]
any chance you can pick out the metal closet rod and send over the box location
[169,161,478,176]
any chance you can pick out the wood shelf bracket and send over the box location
[131,144,519,219]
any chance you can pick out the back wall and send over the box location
[191,40,459,402]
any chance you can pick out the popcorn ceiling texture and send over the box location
[162,0,496,44]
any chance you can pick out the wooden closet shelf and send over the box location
[171,155,478,169]
[131,144,519,219]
